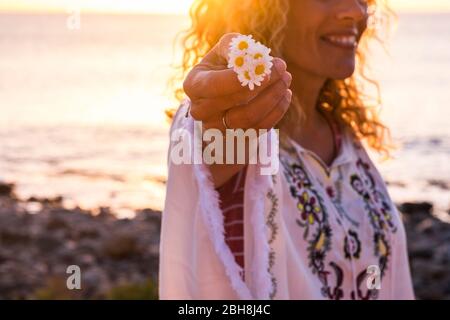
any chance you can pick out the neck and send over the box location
[283,62,327,137]
[290,63,327,126]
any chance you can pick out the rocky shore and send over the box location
[0,182,449,300]
[400,202,450,299]
[0,183,160,299]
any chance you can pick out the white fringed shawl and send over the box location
[159,100,278,299]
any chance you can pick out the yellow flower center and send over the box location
[235,56,244,67]
[378,239,387,256]
[315,232,325,250]
[244,71,251,80]
[238,41,249,50]
[255,64,265,76]
[254,53,263,59]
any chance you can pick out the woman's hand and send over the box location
[182,33,292,188]
[184,33,292,132]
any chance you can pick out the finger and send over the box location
[255,89,293,130]
[201,88,291,133]
[190,66,290,121]
[184,67,243,99]
[188,56,286,101]
[185,33,287,99]
[226,78,292,129]
[213,32,242,65]
[190,58,289,121]
[183,33,241,98]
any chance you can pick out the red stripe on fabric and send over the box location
[225,239,244,253]
[217,166,247,280]
[224,222,244,237]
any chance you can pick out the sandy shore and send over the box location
[0,182,449,300]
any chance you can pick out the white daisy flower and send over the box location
[248,46,273,77]
[237,67,265,91]
[248,41,272,62]
[228,34,274,90]
[250,60,272,81]
[229,34,255,52]
[227,49,248,71]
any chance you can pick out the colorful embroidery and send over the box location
[280,138,399,300]
[296,191,324,235]
[344,229,361,260]
[350,157,397,278]
[266,181,279,300]
[329,167,359,228]
[321,262,344,300]
[267,189,279,244]
[282,158,344,300]
[350,269,379,300]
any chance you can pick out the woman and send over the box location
[159,0,414,300]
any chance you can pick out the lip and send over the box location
[320,30,359,50]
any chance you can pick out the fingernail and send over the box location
[274,59,287,77]
[286,89,293,100]
[282,72,292,87]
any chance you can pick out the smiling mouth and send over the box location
[321,34,358,50]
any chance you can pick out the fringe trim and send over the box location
[182,105,252,300]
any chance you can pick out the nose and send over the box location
[336,0,368,22]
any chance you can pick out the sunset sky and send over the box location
[1,0,450,14]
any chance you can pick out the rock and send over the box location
[417,287,445,300]
[28,195,63,204]
[76,226,100,239]
[46,215,69,231]
[415,218,437,234]
[136,208,161,222]
[427,179,449,190]
[399,202,433,215]
[0,182,14,197]
[434,243,450,264]
[401,200,450,300]
[409,239,434,259]
[0,229,31,245]
[0,191,162,299]
[35,234,62,252]
[80,254,96,266]
[97,206,114,219]
[102,232,142,260]
[385,180,406,188]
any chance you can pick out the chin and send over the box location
[328,62,356,80]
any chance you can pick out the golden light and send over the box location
[390,0,450,12]
[1,0,449,14]
[0,0,195,14]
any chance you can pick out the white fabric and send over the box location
[159,100,415,300]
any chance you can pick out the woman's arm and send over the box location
[183,33,292,188]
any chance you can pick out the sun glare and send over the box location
[0,0,194,14]
[0,0,450,14]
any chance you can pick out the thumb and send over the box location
[202,33,242,67]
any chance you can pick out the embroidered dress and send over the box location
[216,109,343,282]
[159,100,415,300]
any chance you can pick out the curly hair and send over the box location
[167,0,396,157]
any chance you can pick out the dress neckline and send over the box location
[284,113,354,176]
